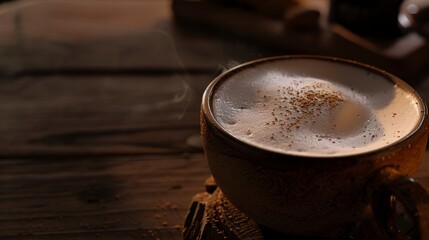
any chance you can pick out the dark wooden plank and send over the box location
[1,154,427,240]
[0,0,270,75]
[0,153,211,240]
[0,73,215,156]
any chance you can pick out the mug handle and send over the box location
[367,167,429,240]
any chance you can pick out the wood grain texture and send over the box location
[0,73,214,157]
[0,2,215,239]
[0,0,270,76]
[0,154,210,240]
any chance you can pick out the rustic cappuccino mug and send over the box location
[200,56,429,239]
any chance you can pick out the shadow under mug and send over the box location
[200,56,429,239]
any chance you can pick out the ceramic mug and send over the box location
[200,56,429,239]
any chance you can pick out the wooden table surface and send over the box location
[0,1,428,239]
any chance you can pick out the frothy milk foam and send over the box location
[212,58,424,157]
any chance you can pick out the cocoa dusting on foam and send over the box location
[267,83,344,135]
[212,59,423,157]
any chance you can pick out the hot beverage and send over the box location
[212,58,423,157]
[201,56,429,239]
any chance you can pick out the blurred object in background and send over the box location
[216,0,300,19]
[329,0,429,38]
[399,0,429,38]
[329,0,405,38]
[205,0,322,30]
[172,0,429,86]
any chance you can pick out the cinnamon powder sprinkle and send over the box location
[267,83,344,133]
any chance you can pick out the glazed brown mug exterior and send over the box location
[200,56,429,239]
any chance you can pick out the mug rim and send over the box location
[202,55,428,160]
